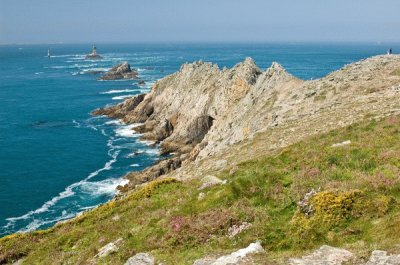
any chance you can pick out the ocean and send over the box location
[0,43,391,237]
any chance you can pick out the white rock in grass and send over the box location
[95,238,123,258]
[198,175,227,190]
[193,241,264,265]
[331,140,351,147]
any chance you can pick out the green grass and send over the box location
[1,116,400,264]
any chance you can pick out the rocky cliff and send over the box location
[93,55,400,187]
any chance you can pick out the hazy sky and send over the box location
[1,0,399,44]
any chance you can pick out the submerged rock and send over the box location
[99,62,138,80]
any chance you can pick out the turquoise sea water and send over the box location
[0,43,393,236]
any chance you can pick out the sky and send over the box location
[1,0,400,44]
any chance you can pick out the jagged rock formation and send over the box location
[93,55,400,188]
[99,62,138,80]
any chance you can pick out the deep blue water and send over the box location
[0,43,393,236]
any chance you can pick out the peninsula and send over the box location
[1,55,400,265]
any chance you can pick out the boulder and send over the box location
[124,252,155,265]
[366,250,400,265]
[289,245,354,265]
[95,238,123,258]
[198,175,226,190]
[193,242,264,265]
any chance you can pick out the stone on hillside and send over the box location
[198,175,227,190]
[331,140,351,147]
[193,257,216,265]
[214,159,228,170]
[289,245,354,265]
[95,238,123,258]
[124,252,155,265]
[193,242,264,265]
[198,192,206,200]
[366,250,400,265]
[228,222,252,238]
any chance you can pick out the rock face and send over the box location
[93,55,400,187]
[99,62,138,80]
[124,253,155,265]
[289,245,354,265]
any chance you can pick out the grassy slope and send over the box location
[1,115,399,265]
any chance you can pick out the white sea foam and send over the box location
[100,89,136,94]
[126,150,144,158]
[130,164,140,167]
[112,94,136,100]
[81,67,110,72]
[140,140,156,146]
[143,149,160,155]
[104,119,123,125]
[80,178,128,196]
[115,124,143,138]
[3,151,120,231]
[72,119,81,128]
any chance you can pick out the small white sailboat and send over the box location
[47,48,51,58]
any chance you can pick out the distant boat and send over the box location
[47,48,51,58]
[85,44,102,60]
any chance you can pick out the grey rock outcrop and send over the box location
[192,241,264,265]
[99,62,138,80]
[366,250,400,265]
[289,245,354,265]
[124,252,155,265]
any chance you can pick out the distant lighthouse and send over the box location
[85,44,102,60]
[92,45,97,56]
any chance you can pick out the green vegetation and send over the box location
[1,116,399,264]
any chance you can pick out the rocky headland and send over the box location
[94,55,400,189]
[99,62,139,80]
[2,55,400,265]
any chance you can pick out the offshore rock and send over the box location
[99,62,139,80]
